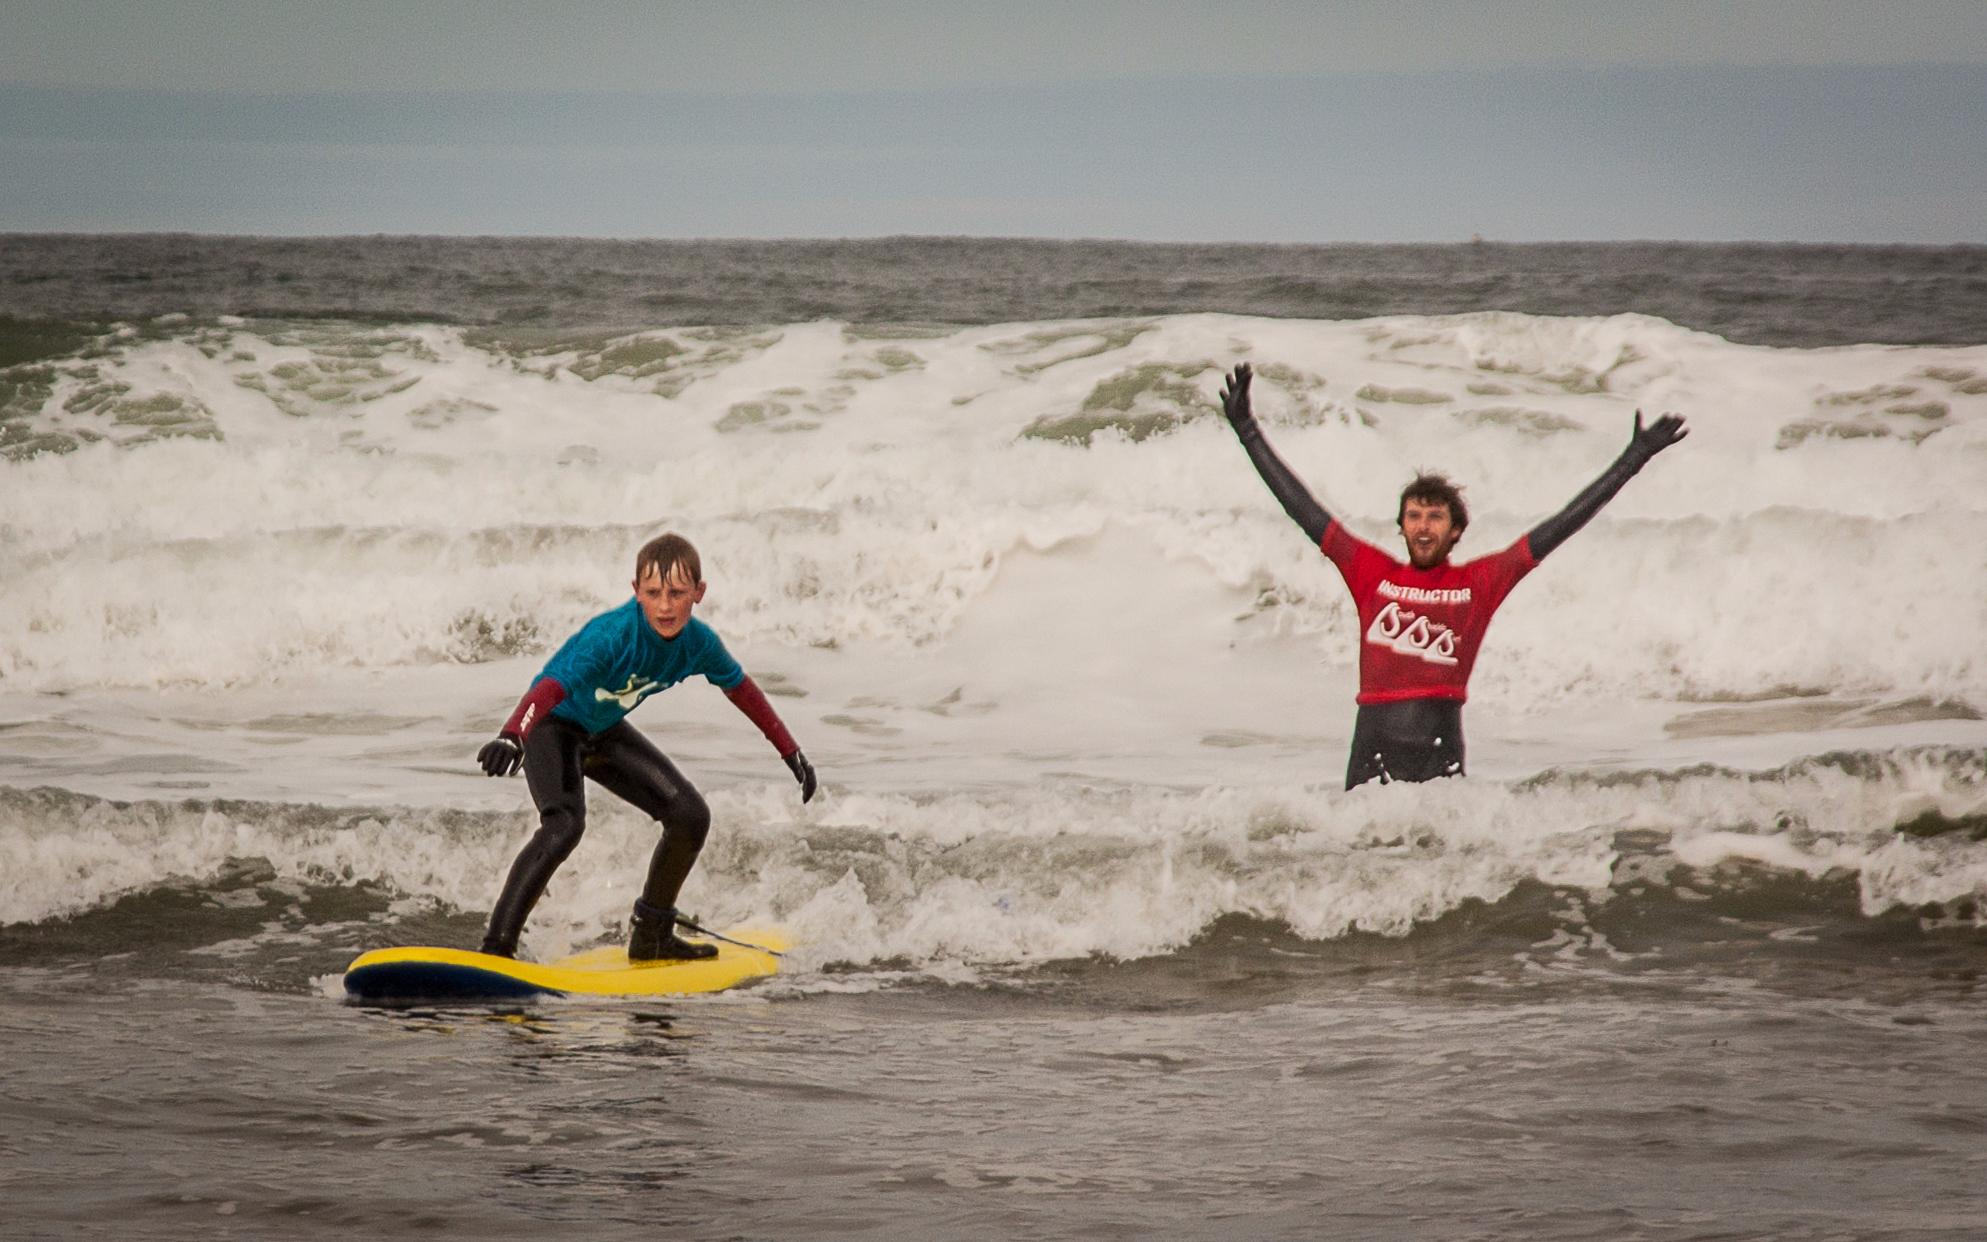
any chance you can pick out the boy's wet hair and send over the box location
[635,532,703,585]
[1397,473,1469,532]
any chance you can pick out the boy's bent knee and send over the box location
[531,797,586,863]
[663,794,710,850]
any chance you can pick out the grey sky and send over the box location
[4,1,1984,240]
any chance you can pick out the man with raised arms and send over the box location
[1217,362,1686,789]
[474,532,817,961]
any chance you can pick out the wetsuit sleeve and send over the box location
[1526,412,1688,562]
[724,675,799,757]
[499,677,567,742]
[1219,364,1332,546]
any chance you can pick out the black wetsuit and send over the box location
[482,716,710,957]
[1344,698,1467,789]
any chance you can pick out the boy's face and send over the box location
[634,563,706,639]
[1399,497,1461,568]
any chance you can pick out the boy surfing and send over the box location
[475,533,816,960]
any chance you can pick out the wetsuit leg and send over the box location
[481,716,589,957]
[1344,699,1466,790]
[581,721,711,915]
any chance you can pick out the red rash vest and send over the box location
[1320,519,1536,705]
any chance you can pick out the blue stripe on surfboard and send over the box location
[343,961,564,1002]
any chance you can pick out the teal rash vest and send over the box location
[536,599,745,735]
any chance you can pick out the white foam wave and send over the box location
[3,311,1983,720]
[7,750,1982,972]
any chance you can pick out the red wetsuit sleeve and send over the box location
[724,675,799,757]
[500,678,567,742]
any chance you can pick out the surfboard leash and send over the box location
[676,914,784,958]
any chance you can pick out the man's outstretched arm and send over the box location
[1219,363,1333,545]
[1526,412,1688,562]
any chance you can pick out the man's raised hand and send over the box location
[1629,411,1688,462]
[1219,363,1254,427]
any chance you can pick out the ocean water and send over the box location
[3,235,1986,1240]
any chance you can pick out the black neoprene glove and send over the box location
[784,749,818,803]
[1220,362,1255,426]
[1625,411,1688,465]
[477,734,523,777]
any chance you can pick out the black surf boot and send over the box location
[628,899,718,962]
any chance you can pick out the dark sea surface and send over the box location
[5,234,1987,354]
[8,860,1987,1242]
[3,234,1986,1240]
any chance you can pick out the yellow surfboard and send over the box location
[343,928,785,1002]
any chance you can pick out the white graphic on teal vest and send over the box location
[595,674,663,710]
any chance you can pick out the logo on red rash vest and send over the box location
[1365,600,1459,666]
